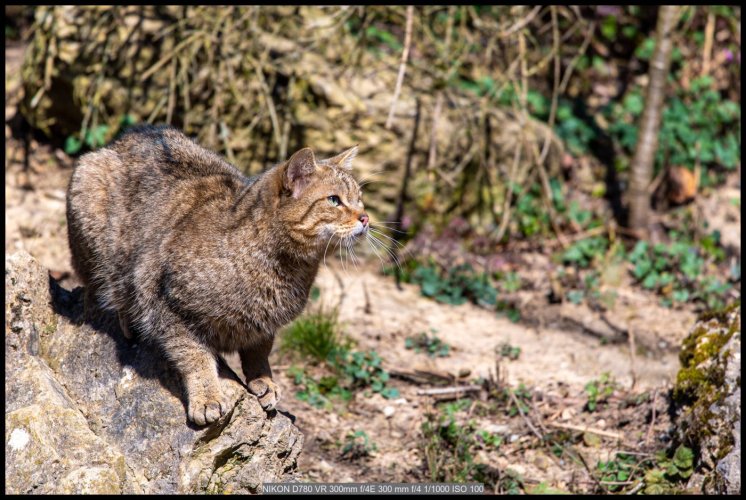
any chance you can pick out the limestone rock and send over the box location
[5,251,303,494]
[673,304,740,494]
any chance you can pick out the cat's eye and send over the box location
[327,195,342,207]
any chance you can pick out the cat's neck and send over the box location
[230,167,325,266]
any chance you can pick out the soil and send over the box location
[5,41,737,493]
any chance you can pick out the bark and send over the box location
[627,5,679,236]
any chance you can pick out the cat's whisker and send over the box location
[338,236,350,276]
[352,238,362,270]
[368,229,414,261]
[367,232,403,274]
[370,223,408,235]
[369,220,402,225]
[333,237,344,274]
[356,169,386,185]
[346,237,360,271]
[322,232,335,272]
[368,228,406,249]
[357,180,383,189]
[365,234,388,273]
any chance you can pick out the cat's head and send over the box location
[278,145,368,250]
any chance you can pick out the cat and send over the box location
[66,124,368,425]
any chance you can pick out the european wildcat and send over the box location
[66,125,368,425]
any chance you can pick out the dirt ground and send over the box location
[4,41,723,493]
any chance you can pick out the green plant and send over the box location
[328,348,400,399]
[628,239,733,310]
[554,100,597,156]
[286,322,399,406]
[64,114,137,155]
[498,343,521,361]
[506,384,532,417]
[596,452,636,492]
[422,406,480,483]
[512,183,555,238]
[497,468,524,495]
[340,430,378,460]
[287,366,337,410]
[405,330,451,358]
[476,430,502,449]
[607,74,740,185]
[497,271,522,293]
[281,308,349,363]
[411,263,497,307]
[562,236,609,269]
[584,372,616,412]
[643,446,695,494]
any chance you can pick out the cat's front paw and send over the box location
[247,376,281,411]
[187,390,230,426]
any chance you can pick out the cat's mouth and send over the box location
[350,223,368,238]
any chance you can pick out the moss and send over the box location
[697,301,740,324]
[42,317,58,336]
[673,305,740,466]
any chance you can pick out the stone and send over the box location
[673,304,740,495]
[5,251,304,494]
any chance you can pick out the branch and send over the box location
[385,6,415,129]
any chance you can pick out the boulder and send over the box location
[673,304,741,494]
[5,251,303,494]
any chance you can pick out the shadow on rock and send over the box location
[47,275,248,428]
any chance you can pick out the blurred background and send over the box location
[5,5,741,494]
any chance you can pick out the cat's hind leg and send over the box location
[240,336,281,411]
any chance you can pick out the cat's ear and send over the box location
[285,147,317,198]
[328,145,358,171]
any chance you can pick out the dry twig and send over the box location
[385,6,415,129]
[417,384,482,396]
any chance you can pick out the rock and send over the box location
[482,423,510,435]
[382,406,395,418]
[672,304,740,495]
[5,251,303,494]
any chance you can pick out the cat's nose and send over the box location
[358,213,369,227]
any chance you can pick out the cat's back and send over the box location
[72,124,242,191]
[66,125,247,305]
[69,125,246,223]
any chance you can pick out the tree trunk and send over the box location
[627,5,679,237]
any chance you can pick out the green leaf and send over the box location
[672,445,694,471]
[601,16,617,40]
[64,136,83,155]
[567,290,584,304]
[623,92,644,116]
[672,289,689,302]
[635,37,656,60]
[420,280,440,297]
[506,308,521,323]
[563,246,585,263]
[380,387,400,399]
[642,272,659,289]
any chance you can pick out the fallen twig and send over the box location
[390,368,455,385]
[509,390,544,440]
[417,384,482,396]
[625,482,645,495]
